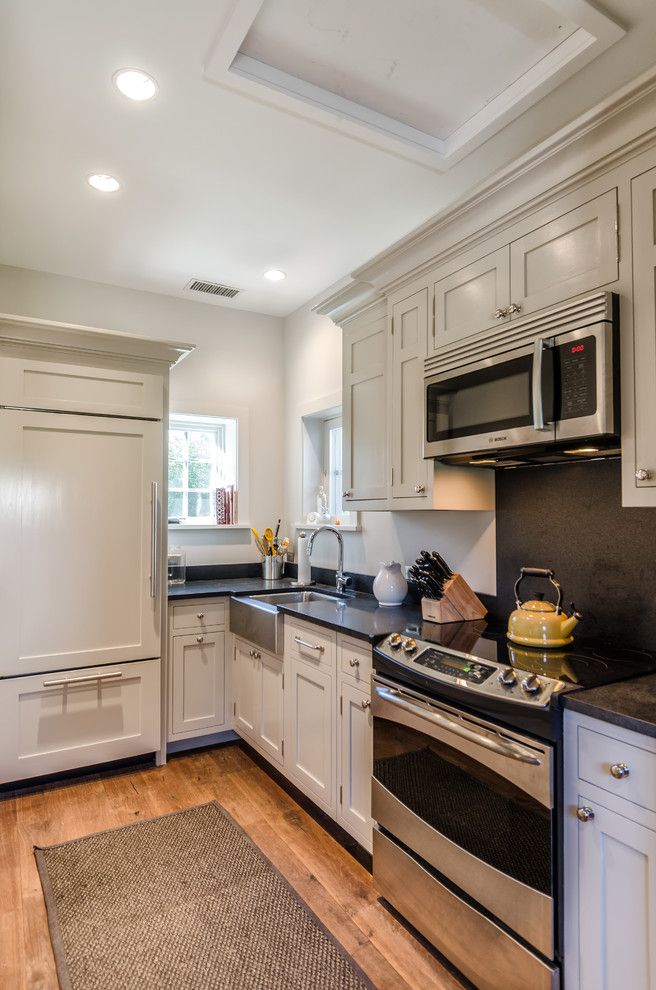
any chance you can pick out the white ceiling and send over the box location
[0,0,655,318]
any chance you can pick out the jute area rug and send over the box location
[35,800,375,990]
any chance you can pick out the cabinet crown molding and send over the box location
[0,312,194,368]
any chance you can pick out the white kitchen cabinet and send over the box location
[0,658,160,785]
[232,637,284,766]
[285,653,335,815]
[0,409,162,677]
[564,710,656,990]
[631,166,656,494]
[509,189,618,317]
[342,299,389,507]
[169,631,226,738]
[431,246,511,350]
[338,679,373,852]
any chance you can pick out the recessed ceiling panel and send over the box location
[205,0,625,166]
[240,0,578,138]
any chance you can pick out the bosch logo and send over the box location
[571,344,585,354]
[489,435,508,444]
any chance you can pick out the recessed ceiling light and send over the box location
[563,447,600,455]
[113,68,158,102]
[87,173,120,193]
[264,269,286,282]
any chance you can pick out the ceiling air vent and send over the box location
[185,278,240,299]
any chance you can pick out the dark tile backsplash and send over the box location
[493,459,656,649]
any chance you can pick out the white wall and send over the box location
[0,264,285,565]
[282,298,496,594]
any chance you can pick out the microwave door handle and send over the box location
[532,337,551,432]
[374,684,542,765]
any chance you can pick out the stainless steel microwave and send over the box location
[424,304,620,465]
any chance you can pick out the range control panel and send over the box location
[376,633,570,709]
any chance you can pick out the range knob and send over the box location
[402,638,418,656]
[521,673,543,695]
[497,667,517,687]
[388,633,403,650]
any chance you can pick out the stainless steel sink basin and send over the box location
[254,590,345,605]
[229,588,347,655]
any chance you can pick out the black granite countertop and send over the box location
[563,674,656,737]
[168,579,421,643]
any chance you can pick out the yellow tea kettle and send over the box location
[507,567,583,648]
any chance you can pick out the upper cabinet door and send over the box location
[391,288,430,500]
[0,356,163,419]
[632,167,656,494]
[510,189,618,317]
[432,247,511,350]
[0,410,162,676]
[342,301,389,504]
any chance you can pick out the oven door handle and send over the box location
[374,684,542,766]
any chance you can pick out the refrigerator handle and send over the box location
[150,481,159,599]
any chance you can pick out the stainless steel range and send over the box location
[371,624,656,990]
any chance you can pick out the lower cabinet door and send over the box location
[286,657,335,814]
[169,631,226,739]
[0,658,160,785]
[338,680,373,850]
[577,795,656,990]
[257,650,284,766]
[233,639,258,741]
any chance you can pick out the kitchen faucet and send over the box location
[306,526,352,593]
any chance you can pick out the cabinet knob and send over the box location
[196,635,204,644]
[349,657,360,668]
[577,806,595,823]
[414,483,426,494]
[361,699,371,710]
[508,302,522,315]
[494,308,508,319]
[196,612,205,619]
[610,762,630,779]
[636,469,652,481]
[342,490,352,498]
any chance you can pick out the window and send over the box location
[168,415,237,524]
[322,416,343,518]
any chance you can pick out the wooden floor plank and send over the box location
[0,744,465,990]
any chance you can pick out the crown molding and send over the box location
[312,282,382,324]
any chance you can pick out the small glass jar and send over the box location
[168,546,186,586]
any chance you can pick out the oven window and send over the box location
[426,354,534,444]
[373,718,552,895]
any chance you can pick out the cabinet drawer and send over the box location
[171,600,225,632]
[577,725,656,812]
[285,617,336,670]
[0,355,163,418]
[0,659,160,785]
[338,635,372,688]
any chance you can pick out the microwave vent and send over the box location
[185,279,240,299]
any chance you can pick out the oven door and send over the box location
[371,676,555,959]
[424,339,555,459]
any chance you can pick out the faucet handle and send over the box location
[337,574,352,592]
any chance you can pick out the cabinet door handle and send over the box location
[636,469,652,481]
[361,699,371,710]
[610,762,630,779]
[494,307,508,319]
[196,635,204,644]
[342,490,352,498]
[150,481,159,599]
[414,483,426,494]
[196,612,205,619]
[294,635,324,653]
[577,806,595,823]
[349,657,360,667]
[508,302,522,315]
[43,671,123,688]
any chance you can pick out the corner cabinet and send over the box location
[564,710,656,989]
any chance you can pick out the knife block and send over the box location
[421,573,488,624]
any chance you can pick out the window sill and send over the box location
[294,522,361,533]
[168,523,251,531]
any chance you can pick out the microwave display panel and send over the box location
[555,334,597,421]
[426,354,538,444]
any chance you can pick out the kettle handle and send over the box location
[514,567,564,613]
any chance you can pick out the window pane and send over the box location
[188,430,216,460]
[328,425,343,517]
[168,431,187,460]
[168,460,184,488]
[188,491,213,518]
[188,461,212,489]
[168,491,184,518]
